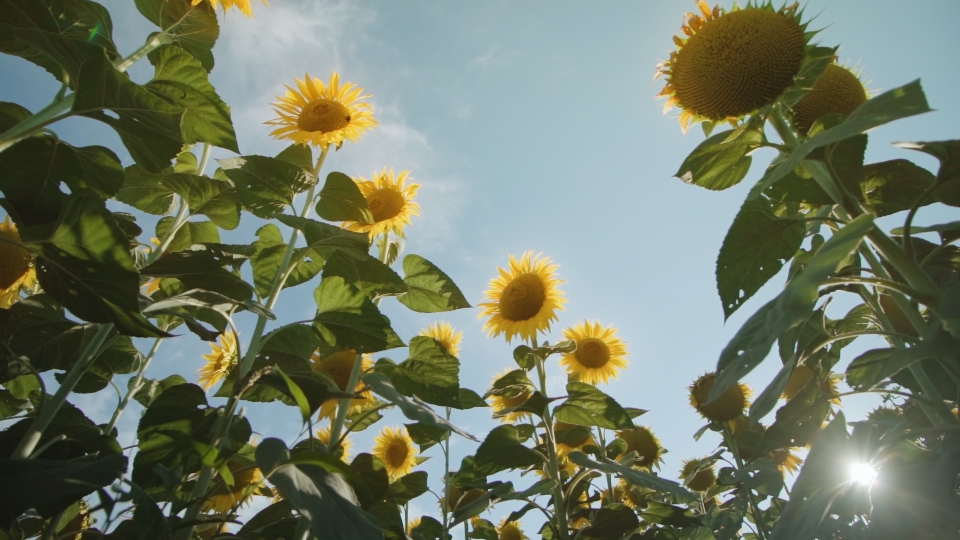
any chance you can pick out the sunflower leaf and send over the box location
[316,171,374,224]
[374,336,459,407]
[221,156,315,218]
[155,217,221,253]
[554,382,635,430]
[675,129,761,191]
[362,372,476,441]
[117,165,177,216]
[397,255,471,313]
[568,451,696,502]
[472,425,543,476]
[251,224,324,298]
[142,250,253,303]
[321,250,407,300]
[312,277,404,353]
[134,0,218,71]
[161,172,240,230]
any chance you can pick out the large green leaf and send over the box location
[674,129,761,191]
[717,197,805,319]
[221,156,315,218]
[315,171,374,223]
[155,217,221,253]
[750,80,933,197]
[0,101,31,132]
[472,425,543,476]
[780,46,839,108]
[18,192,165,336]
[141,250,254,302]
[711,214,875,400]
[116,165,177,215]
[362,372,476,441]
[553,382,634,430]
[162,172,240,229]
[57,335,142,394]
[251,224,323,298]
[321,250,407,300]
[276,215,370,259]
[397,255,471,313]
[578,504,641,540]
[1,295,89,380]
[313,277,403,353]
[846,324,959,391]
[567,451,696,502]
[375,336,459,407]
[146,45,238,152]
[860,159,937,216]
[134,0,218,71]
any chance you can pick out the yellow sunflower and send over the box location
[689,372,751,422]
[792,62,868,134]
[554,421,595,460]
[488,370,533,424]
[570,516,590,530]
[341,168,420,239]
[479,251,567,343]
[191,0,264,17]
[559,320,629,385]
[769,447,803,474]
[0,216,37,309]
[267,72,377,149]
[616,478,646,510]
[60,500,91,540]
[419,321,463,357]
[680,459,717,492]
[316,425,353,462]
[407,516,422,536]
[781,365,840,402]
[199,332,239,391]
[373,425,418,480]
[496,519,529,540]
[656,1,808,132]
[311,349,374,419]
[203,462,264,513]
[616,426,663,469]
[441,485,486,513]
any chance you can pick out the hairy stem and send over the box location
[532,339,569,540]
[104,337,163,434]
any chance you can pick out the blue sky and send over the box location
[3,0,960,529]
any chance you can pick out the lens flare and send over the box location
[849,462,877,486]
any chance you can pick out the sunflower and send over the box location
[554,421,595,460]
[496,519,528,540]
[420,321,463,357]
[316,425,353,462]
[559,320,629,385]
[479,252,567,343]
[680,459,717,492]
[191,0,264,16]
[0,216,37,309]
[656,1,808,132]
[488,370,533,424]
[782,365,840,402]
[267,72,377,149]
[340,168,420,239]
[311,349,374,419]
[616,478,647,510]
[199,332,239,391]
[570,516,590,530]
[441,485,486,513]
[407,517,422,536]
[792,63,867,134]
[373,425,418,480]
[203,462,264,513]
[616,426,663,469]
[769,447,803,474]
[141,238,162,295]
[689,372,751,422]
[60,500,91,540]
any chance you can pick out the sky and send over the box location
[2,0,960,531]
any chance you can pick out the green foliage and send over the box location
[397,254,471,313]
[675,129,761,191]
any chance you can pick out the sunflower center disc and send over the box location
[386,440,408,467]
[500,527,523,540]
[0,228,31,289]
[297,98,351,134]
[316,350,355,391]
[367,188,406,222]
[499,273,547,321]
[622,429,659,467]
[575,338,610,368]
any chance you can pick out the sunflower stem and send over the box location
[721,425,769,540]
[598,428,614,506]
[327,352,363,453]
[532,339,569,540]
[442,406,452,537]
[104,336,163,435]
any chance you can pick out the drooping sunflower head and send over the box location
[0,216,37,309]
[488,370,534,424]
[656,1,809,132]
[769,447,803,474]
[616,478,647,510]
[316,425,353,462]
[267,72,377,149]
[680,458,717,492]
[689,372,751,422]
[559,320,629,385]
[203,460,264,513]
[341,168,420,239]
[441,485,486,513]
[792,62,867,134]
[479,251,567,343]
[496,519,529,540]
[616,426,663,469]
[554,421,595,459]
[311,349,374,419]
[419,321,463,357]
[198,332,239,391]
[191,0,265,17]
[373,425,418,480]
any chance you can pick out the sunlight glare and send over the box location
[850,462,877,486]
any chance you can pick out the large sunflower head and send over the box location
[341,168,420,239]
[267,72,377,149]
[616,426,663,469]
[496,519,529,540]
[559,320,629,385]
[680,458,717,492]
[419,321,463,357]
[203,461,264,513]
[372,425,418,480]
[0,216,37,309]
[791,62,867,134]
[488,370,534,424]
[199,332,239,391]
[311,349,374,419]
[191,0,265,17]
[616,478,647,510]
[316,425,353,462]
[689,372,751,422]
[656,1,809,132]
[478,251,567,343]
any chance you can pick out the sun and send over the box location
[372,425,419,480]
[559,320,629,385]
[478,251,567,343]
[198,332,239,391]
[267,72,377,149]
[419,321,463,357]
[311,350,374,419]
[655,1,809,132]
[342,168,420,239]
[0,216,37,309]
[689,372,751,422]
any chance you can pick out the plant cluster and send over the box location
[0,1,958,540]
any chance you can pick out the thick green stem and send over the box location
[597,428,614,505]
[532,343,569,540]
[12,323,114,459]
[115,32,174,72]
[442,406,452,537]
[104,337,163,434]
[327,352,363,452]
[722,426,769,540]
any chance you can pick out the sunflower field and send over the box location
[0,0,958,539]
